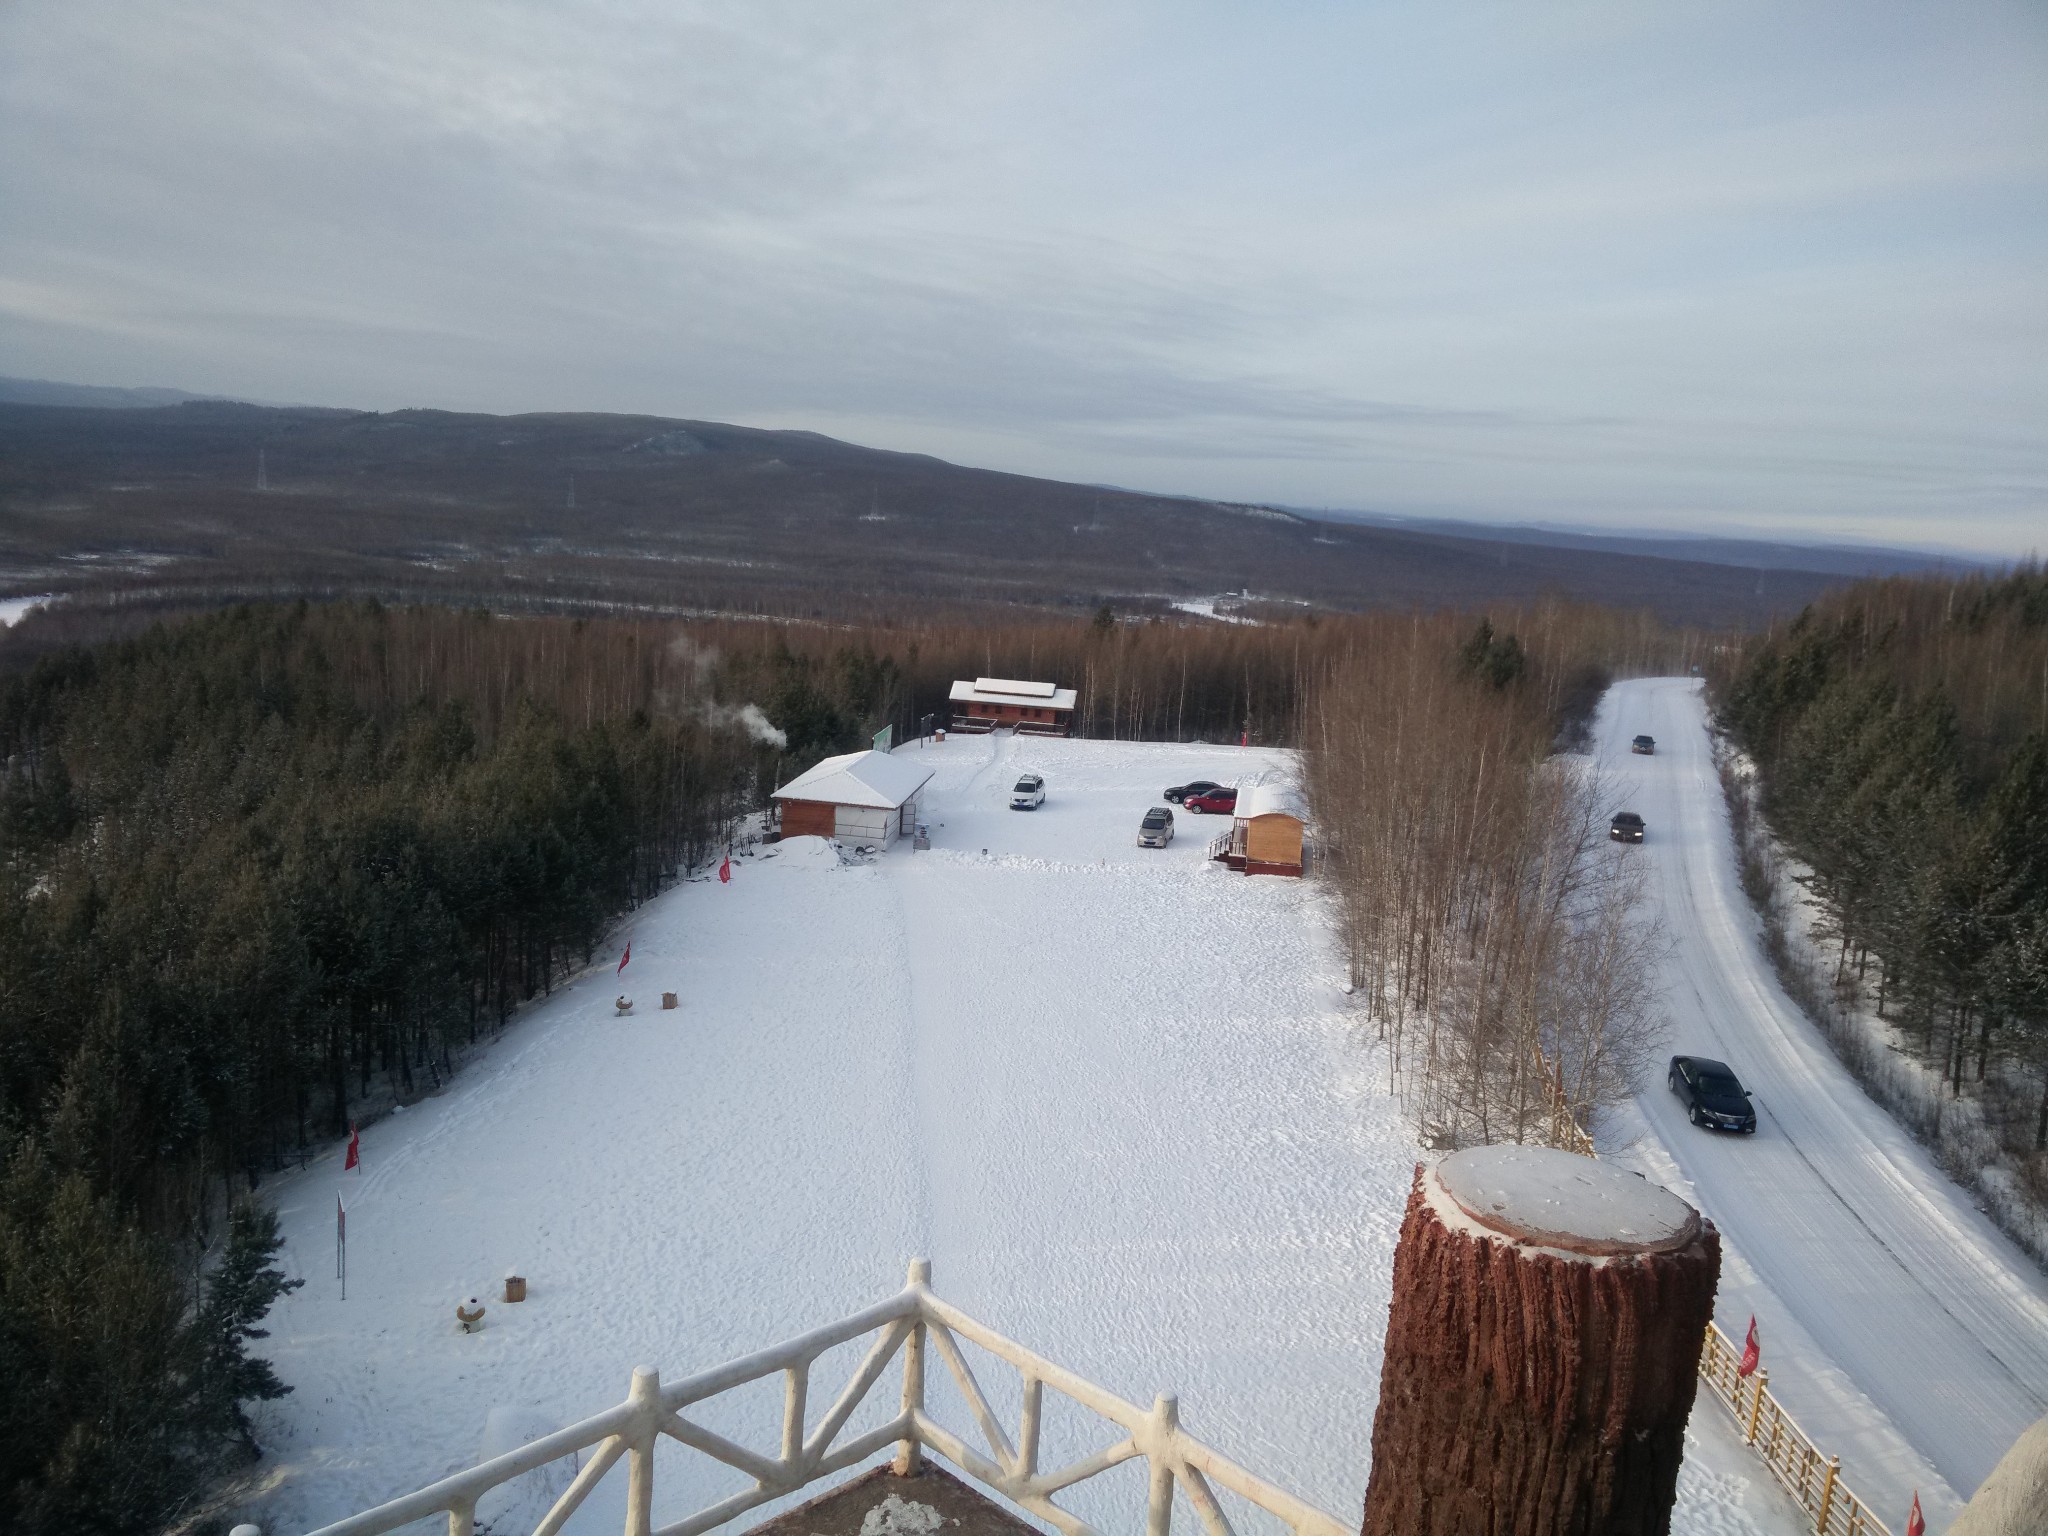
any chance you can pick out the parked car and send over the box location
[1137,806,1175,848]
[1163,780,1222,805]
[1184,786,1239,814]
[1631,734,1656,755]
[1609,810,1645,843]
[1669,1055,1757,1133]
[1010,773,1046,810]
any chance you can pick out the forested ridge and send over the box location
[1715,567,2048,1218]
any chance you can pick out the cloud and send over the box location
[1,1,2043,554]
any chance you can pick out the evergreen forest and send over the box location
[1716,567,2048,1216]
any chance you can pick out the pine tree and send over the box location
[188,1203,303,1457]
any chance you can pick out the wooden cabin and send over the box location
[1220,779,1308,877]
[772,749,934,848]
[946,677,1077,736]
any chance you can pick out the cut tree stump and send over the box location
[1362,1145,1720,1536]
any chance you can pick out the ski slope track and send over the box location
[1597,678,2048,1527]
[253,724,1809,1536]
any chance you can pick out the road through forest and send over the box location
[1597,678,2048,1525]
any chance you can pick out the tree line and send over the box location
[1714,567,2048,1212]
[1302,608,1684,1149]
[0,601,762,1532]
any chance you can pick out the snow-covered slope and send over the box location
[246,729,1801,1535]
[1596,678,2048,1530]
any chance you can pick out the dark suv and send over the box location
[1669,1055,1756,1133]
[1610,811,1645,843]
[1631,735,1656,755]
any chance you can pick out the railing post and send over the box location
[1146,1393,1178,1536]
[1746,1369,1769,1446]
[1815,1455,1839,1534]
[895,1258,930,1476]
[448,1498,475,1536]
[1017,1375,1043,1479]
[625,1365,661,1536]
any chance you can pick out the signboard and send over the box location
[873,724,894,752]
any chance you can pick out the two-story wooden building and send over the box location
[946,677,1077,735]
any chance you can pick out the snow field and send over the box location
[249,728,1801,1536]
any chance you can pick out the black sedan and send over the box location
[1669,1055,1757,1133]
[1163,780,1222,805]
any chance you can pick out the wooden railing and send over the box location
[1697,1323,1893,1536]
[276,1260,1352,1536]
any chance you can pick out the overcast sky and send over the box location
[3,3,2043,555]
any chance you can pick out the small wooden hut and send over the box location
[1230,779,1307,877]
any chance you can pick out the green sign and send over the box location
[873,723,894,752]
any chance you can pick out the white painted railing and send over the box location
[285,1260,1352,1536]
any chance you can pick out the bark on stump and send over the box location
[1361,1145,1720,1536]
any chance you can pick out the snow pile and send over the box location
[759,833,842,870]
[857,1493,945,1536]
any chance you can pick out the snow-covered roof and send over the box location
[1236,777,1307,823]
[949,677,1078,711]
[772,749,934,809]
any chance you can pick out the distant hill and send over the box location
[0,397,1853,627]
[1302,508,1990,580]
[0,375,234,410]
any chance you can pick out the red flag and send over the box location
[1737,1316,1760,1378]
[617,942,630,974]
[336,1192,346,1241]
[344,1121,360,1171]
[719,856,731,884]
[1906,1493,1924,1536]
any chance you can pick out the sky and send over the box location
[2,2,2044,556]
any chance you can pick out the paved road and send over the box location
[1599,678,2048,1517]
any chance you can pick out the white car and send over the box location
[1009,773,1046,810]
[1137,806,1175,847]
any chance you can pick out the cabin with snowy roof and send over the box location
[947,677,1077,736]
[1211,776,1309,876]
[771,749,934,847]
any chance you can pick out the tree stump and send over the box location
[1361,1145,1720,1536]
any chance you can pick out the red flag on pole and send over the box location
[1737,1316,1760,1377]
[617,942,630,974]
[1905,1493,1924,1536]
[719,856,731,884]
[344,1121,360,1171]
